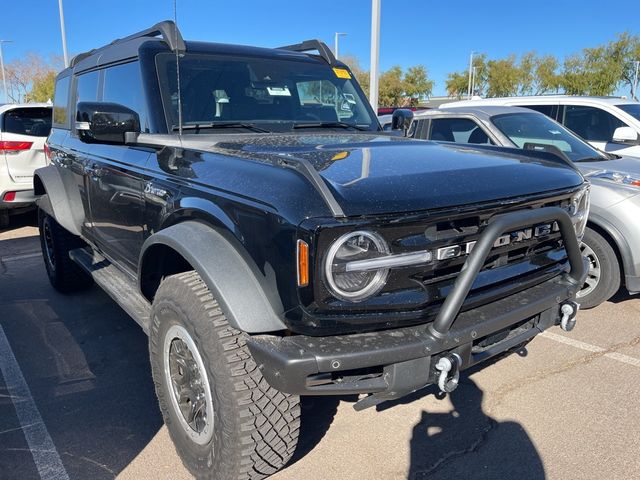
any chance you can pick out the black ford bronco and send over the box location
[35,21,589,479]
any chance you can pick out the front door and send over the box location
[86,145,151,272]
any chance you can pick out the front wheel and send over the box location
[576,227,620,309]
[149,271,300,480]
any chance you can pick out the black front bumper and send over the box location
[247,207,588,405]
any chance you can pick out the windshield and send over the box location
[491,112,603,162]
[156,53,378,132]
[617,103,640,122]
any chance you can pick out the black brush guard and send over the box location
[247,207,588,406]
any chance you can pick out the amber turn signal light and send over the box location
[297,240,309,287]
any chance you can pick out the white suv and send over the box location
[0,103,52,227]
[443,96,640,158]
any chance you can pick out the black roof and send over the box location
[64,20,342,76]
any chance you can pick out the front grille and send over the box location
[314,189,575,314]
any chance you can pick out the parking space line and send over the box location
[1,252,42,263]
[541,331,640,368]
[0,324,70,480]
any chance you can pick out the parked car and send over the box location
[35,21,588,480]
[0,103,52,227]
[442,95,640,158]
[380,105,640,308]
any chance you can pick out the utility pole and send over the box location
[58,0,69,67]
[467,51,474,99]
[369,0,381,112]
[0,40,11,104]
[334,32,347,60]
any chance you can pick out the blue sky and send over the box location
[1,0,639,98]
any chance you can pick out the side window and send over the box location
[413,119,429,139]
[563,105,627,142]
[52,75,71,127]
[429,118,492,144]
[74,70,100,128]
[103,62,149,132]
[76,70,100,105]
[520,104,556,120]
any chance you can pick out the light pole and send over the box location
[369,0,381,112]
[471,66,477,97]
[58,0,69,67]
[633,60,640,101]
[467,51,474,99]
[0,40,11,104]
[334,32,347,60]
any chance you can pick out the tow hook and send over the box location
[434,353,462,394]
[560,300,579,332]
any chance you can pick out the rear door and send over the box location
[1,107,52,185]
[560,104,633,154]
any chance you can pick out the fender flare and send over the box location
[139,221,288,334]
[33,165,85,237]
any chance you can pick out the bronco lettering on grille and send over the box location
[435,222,560,261]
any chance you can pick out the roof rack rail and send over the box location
[70,20,185,67]
[110,20,185,52]
[277,39,337,65]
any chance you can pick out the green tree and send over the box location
[612,32,640,98]
[471,54,488,95]
[5,53,62,103]
[403,65,434,105]
[486,55,520,97]
[518,52,537,95]
[445,71,469,98]
[534,55,561,94]
[339,55,370,97]
[25,70,56,102]
[378,66,405,106]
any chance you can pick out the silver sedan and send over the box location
[381,105,640,309]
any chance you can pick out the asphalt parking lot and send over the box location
[1,211,639,480]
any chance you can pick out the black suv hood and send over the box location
[187,133,584,217]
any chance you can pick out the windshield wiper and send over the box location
[292,121,370,131]
[173,122,271,133]
[575,156,610,162]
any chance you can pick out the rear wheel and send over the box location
[576,227,620,309]
[38,210,93,293]
[149,271,300,479]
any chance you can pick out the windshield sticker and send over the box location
[266,86,291,96]
[333,68,352,79]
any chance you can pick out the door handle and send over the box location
[86,164,105,181]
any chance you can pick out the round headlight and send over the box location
[324,231,390,302]
[569,185,590,241]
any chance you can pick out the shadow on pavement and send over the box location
[0,210,37,233]
[0,252,164,479]
[288,393,358,467]
[407,378,545,480]
[608,288,638,305]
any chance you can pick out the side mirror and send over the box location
[76,102,140,144]
[391,109,414,136]
[612,126,639,145]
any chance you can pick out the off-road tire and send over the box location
[577,227,620,309]
[38,210,93,293]
[149,271,300,480]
